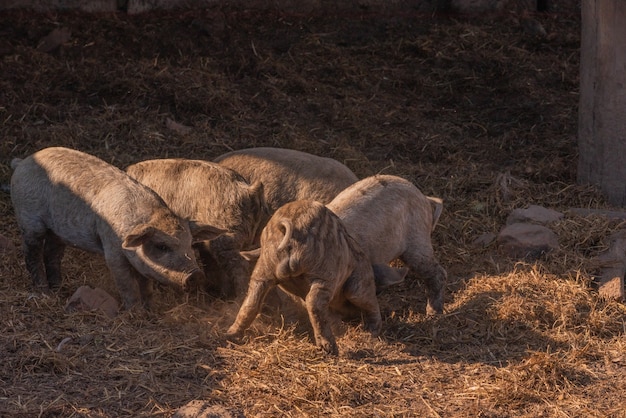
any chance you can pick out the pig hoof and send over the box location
[224,329,244,344]
[363,321,382,337]
[318,340,338,356]
[426,304,443,316]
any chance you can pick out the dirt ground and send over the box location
[2,2,626,417]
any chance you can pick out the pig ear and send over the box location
[427,196,444,231]
[249,180,264,197]
[189,221,227,243]
[240,247,261,262]
[122,224,157,249]
[372,264,408,293]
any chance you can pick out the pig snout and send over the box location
[182,269,206,292]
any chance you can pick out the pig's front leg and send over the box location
[226,276,273,340]
[306,282,337,355]
[104,250,142,310]
[135,273,154,310]
[343,274,382,337]
[209,238,250,299]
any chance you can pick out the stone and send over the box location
[65,286,119,318]
[497,223,559,259]
[506,205,564,226]
[472,232,497,248]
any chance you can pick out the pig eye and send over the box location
[154,243,171,253]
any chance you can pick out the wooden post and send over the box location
[577,1,626,207]
[595,230,626,301]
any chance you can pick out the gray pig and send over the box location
[125,158,268,299]
[10,147,223,309]
[226,200,406,355]
[214,147,358,213]
[327,174,447,315]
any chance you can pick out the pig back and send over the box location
[327,175,436,264]
[126,158,266,248]
[214,147,358,212]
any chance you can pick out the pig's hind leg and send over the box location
[21,227,49,292]
[401,248,446,315]
[306,282,338,355]
[43,231,66,290]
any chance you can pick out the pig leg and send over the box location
[305,282,338,355]
[21,229,48,291]
[209,238,249,299]
[342,274,383,337]
[104,250,142,310]
[226,277,274,340]
[194,242,227,299]
[43,231,66,290]
[401,249,446,315]
[135,273,154,310]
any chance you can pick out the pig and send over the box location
[226,200,406,355]
[326,174,447,315]
[125,158,268,299]
[10,147,223,309]
[214,147,358,214]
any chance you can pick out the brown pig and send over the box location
[10,147,223,309]
[125,158,268,299]
[327,174,447,315]
[226,200,406,355]
[214,147,358,214]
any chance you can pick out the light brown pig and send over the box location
[214,147,358,214]
[125,159,268,299]
[10,147,223,309]
[327,174,447,315]
[226,200,406,355]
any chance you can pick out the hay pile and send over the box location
[2,3,626,417]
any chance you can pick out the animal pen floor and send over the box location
[1,3,626,417]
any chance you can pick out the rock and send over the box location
[506,205,564,226]
[37,27,71,53]
[472,232,497,248]
[497,223,559,259]
[173,401,244,418]
[65,286,119,318]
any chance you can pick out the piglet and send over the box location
[10,147,223,309]
[226,200,406,355]
[327,174,447,315]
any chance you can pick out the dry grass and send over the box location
[2,3,626,417]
